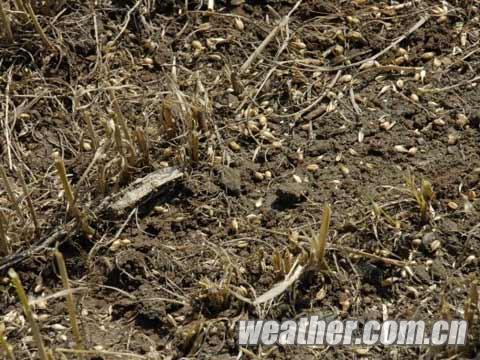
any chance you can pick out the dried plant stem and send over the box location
[134,128,149,165]
[420,75,480,94]
[55,348,147,359]
[109,91,134,149]
[161,101,175,139]
[372,200,400,228]
[8,269,48,360]
[14,0,27,14]
[190,130,199,162]
[44,0,53,12]
[331,246,407,267]
[0,2,14,42]
[54,251,84,352]
[0,211,9,255]
[0,326,16,360]
[4,67,13,169]
[112,122,124,156]
[240,0,302,73]
[53,153,93,236]
[85,112,99,151]
[0,166,25,223]
[24,0,54,50]
[97,163,107,195]
[17,169,40,233]
[46,349,55,360]
[53,154,76,209]
[464,280,478,328]
[314,204,331,270]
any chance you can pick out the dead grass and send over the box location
[0,0,479,358]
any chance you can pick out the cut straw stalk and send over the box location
[53,153,76,209]
[14,0,26,12]
[190,130,199,162]
[109,91,136,162]
[23,0,54,50]
[0,211,9,255]
[12,0,27,22]
[0,165,25,222]
[0,323,16,360]
[54,251,84,351]
[112,120,124,156]
[0,2,14,42]
[17,168,40,233]
[311,203,331,269]
[464,280,478,327]
[84,112,99,151]
[53,153,93,235]
[134,127,149,165]
[8,269,48,360]
[161,101,175,139]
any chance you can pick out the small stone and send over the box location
[412,238,422,247]
[421,232,436,250]
[430,259,447,280]
[357,262,384,286]
[470,110,480,128]
[412,265,430,283]
[308,140,332,156]
[447,146,457,154]
[275,182,307,208]
[220,167,241,195]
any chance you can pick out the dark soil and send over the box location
[0,0,479,359]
